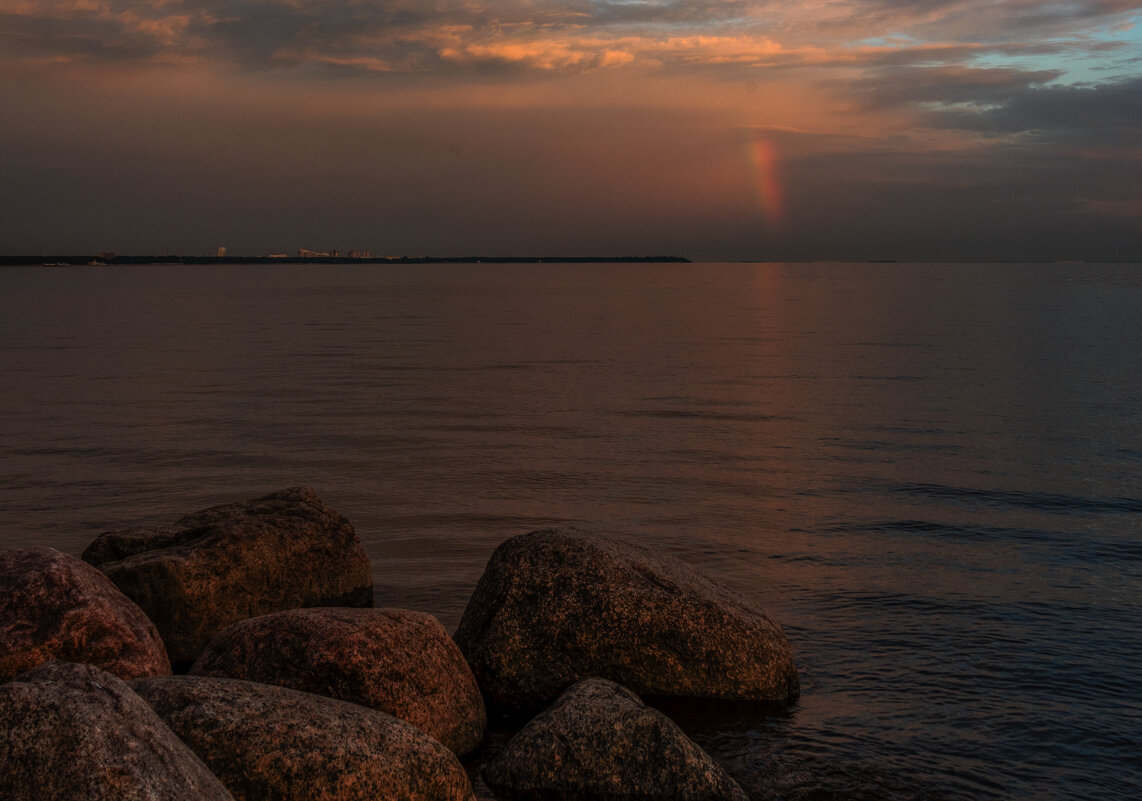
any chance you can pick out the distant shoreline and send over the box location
[1,255,691,267]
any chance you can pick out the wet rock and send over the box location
[132,674,476,801]
[454,528,799,715]
[82,487,373,666]
[0,547,171,683]
[484,677,748,801]
[190,606,486,755]
[0,660,233,801]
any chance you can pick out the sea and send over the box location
[2,261,1140,800]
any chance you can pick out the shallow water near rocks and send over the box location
[2,261,1141,800]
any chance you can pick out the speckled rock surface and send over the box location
[0,547,171,683]
[82,487,373,666]
[454,528,799,715]
[189,606,486,755]
[484,677,749,801]
[132,674,476,801]
[0,660,233,801]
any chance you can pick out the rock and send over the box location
[0,547,171,683]
[131,674,476,801]
[0,660,233,801]
[82,487,373,666]
[484,677,749,801]
[454,528,799,715]
[189,607,486,755]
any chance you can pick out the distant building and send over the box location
[298,248,331,258]
[217,247,227,258]
[99,251,116,260]
[348,251,372,258]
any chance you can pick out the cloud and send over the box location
[0,1,184,63]
[4,0,1139,77]
[856,64,1062,109]
[815,0,1142,43]
[847,58,1142,149]
[934,75,1142,143]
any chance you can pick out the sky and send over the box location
[1,0,1140,261]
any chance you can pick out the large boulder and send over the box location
[0,660,233,801]
[190,607,486,755]
[484,677,749,801]
[0,547,171,683]
[82,487,373,666]
[454,528,799,715]
[131,674,476,801]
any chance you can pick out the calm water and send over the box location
[2,261,1141,800]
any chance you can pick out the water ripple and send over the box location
[890,482,1142,514]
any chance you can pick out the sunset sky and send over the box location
[2,0,1140,261]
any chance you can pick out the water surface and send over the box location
[2,261,1140,799]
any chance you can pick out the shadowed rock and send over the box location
[190,606,486,755]
[454,528,799,715]
[484,677,749,801]
[132,674,476,801]
[0,660,233,801]
[0,547,171,683]
[82,487,373,666]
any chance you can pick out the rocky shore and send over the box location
[1,487,799,800]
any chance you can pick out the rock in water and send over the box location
[131,675,476,801]
[82,487,373,666]
[484,677,749,801]
[454,528,799,715]
[0,547,171,683]
[190,607,486,755]
[0,660,233,801]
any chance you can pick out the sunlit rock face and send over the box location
[189,606,487,756]
[131,674,476,801]
[82,487,373,667]
[0,547,171,683]
[484,677,749,801]
[454,528,799,716]
[0,661,233,801]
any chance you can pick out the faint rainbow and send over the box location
[747,138,785,230]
